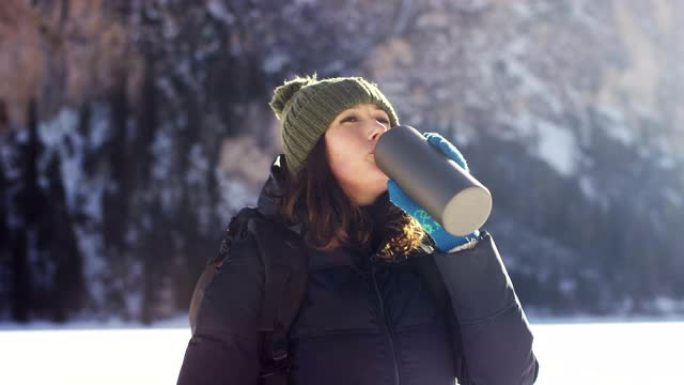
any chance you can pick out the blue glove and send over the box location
[387,132,480,252]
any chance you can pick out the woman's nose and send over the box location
[369,121,388,142]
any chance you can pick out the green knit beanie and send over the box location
[269,74,400,175]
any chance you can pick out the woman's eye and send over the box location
[341,116,358,123]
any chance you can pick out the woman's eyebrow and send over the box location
[338,107,387,117]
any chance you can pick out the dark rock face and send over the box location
[0,0,682,321]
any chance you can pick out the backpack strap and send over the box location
[188,207,260,335]
[412,253,471,385]
[188,207,309,385]
[248,212,309,385]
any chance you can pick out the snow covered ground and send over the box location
[0,319,682,385]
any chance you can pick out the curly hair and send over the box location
[277,138,426,260]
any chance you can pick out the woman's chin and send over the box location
[371,172,389,189]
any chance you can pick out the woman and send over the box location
[177,75,539,385]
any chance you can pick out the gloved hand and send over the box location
[387,132,480,252]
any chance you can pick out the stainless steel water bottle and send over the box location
[375,125,492,236]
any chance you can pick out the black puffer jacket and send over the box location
[178,157,539,385]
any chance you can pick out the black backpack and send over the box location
[189,207,470,385]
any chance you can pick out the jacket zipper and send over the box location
[371,263,401,385]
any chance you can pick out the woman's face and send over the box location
[324,103,391,206]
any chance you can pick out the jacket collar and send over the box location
[256,155,305,234]
[257,154,288,218]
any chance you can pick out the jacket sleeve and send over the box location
[433,232,539,385]
[177,233,264,385]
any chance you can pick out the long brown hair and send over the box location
[278,138,426,260]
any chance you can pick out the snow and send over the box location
[0,328,189,385]
[507,114,578,177]
[579,175,598,201]
[262,51,290,74]
[206,0,236,25]
[38,108,82,212]
[535,119,577,176]
[150,125,174,182]
[532,321,683,384]
[0,320,682,385]
[185,143,209,187]
[594,105,634,146]
[216,174,259,225]
[664,187,683,208]
[74,227,107,307]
